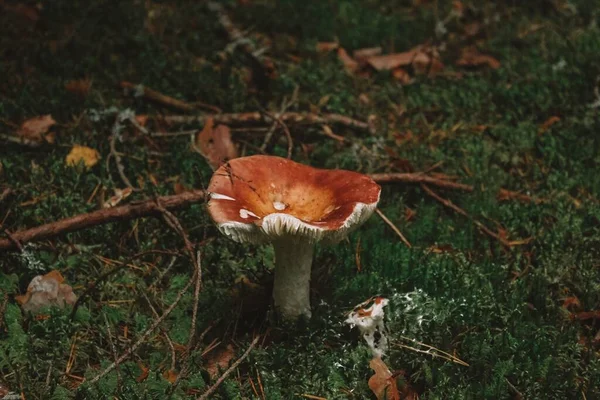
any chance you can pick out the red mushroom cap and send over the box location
[207,155,381,244]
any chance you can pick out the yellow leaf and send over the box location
[65,145,101,169]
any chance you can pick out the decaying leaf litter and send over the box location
[1,0,600,399]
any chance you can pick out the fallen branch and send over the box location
[370,172,473,192]
[197,335,260,400]
[0,173,472,251]
[159,112,374,133]
[0,190,206,251]
[120,81,221,114]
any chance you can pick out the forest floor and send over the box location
[1,0,599,399]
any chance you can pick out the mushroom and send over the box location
[207,155,381,319]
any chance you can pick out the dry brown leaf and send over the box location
[539,116,560,133]
[392,68,412,85]
[366,50,429,71]
[404,206,417,222]
[195,118,238,169]
[414,56,445,77]
[66,145,101,169]
[64,79,92,97]
[353,47,383,65]
[316,42,339,53]
[162,369,178,384]
[17,115,56,144]
[368,358,401,400]
[456,47,500,69]
[337,48,359,73]
[205,344,235,379]
[16,270,77,313]
[136,362,150,382]
[562,296,581,310]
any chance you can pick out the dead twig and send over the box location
[421,184,515,247]
[0,190,206,251]
[370,172,473,192]
[261,110,293,159]
[197,336,261,400]
[103,314,121,384]
[1,171,473,251]
[87,269,197,385]
[375,208,412,248]
[159,112,373,133]
[120,81,221,113]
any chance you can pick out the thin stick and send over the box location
[1,172,473,251]
[370,172,473,192]
[103,314,121,383]
[142,292,178,371]
[0,190,205,251]
[120,81,221,113]
[159,112,373,133]
[196,336,260,400]
[87,270,196,385]
[421,184,511,247]
[375,208,412,248]
[261,110,293,159]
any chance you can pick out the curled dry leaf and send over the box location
[65,145,101,169]
[337,48,359,73]
[195,118,238,169]
[353,47,383,66]
[368,357,401,400]
[539,116,560,133]
[163,369,178,384]
[17,114,56,145]
[15,270,77,313]
[204,344,236,379]
[316,41,339,53]
[392,68,412,85]
[456,47,500,69]
[366,49,428,71]
[136,362,150,382]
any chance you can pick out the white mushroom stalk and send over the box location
[207,155,381,319]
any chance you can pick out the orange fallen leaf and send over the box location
[539,116,560,134]
[65,79,92,97]
[337,48,359,73]
[65,145,101,169]
[353,47,382,65]
[316,42,339,53]
[456,47,500,69]
[162,369,178,384]
[404,206,417,222]
[205,344,235,379]
[17,115,56,144]
[136,362,150,382]
[392,68,412,85]
[366,50,424,71]
[562,296,581,310]
[195,118,238,169]
[368,357,401,400]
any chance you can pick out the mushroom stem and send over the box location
[272,238,314,319]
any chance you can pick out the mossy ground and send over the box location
[1,0,600,399]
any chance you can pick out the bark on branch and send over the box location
[0,171,472,251]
